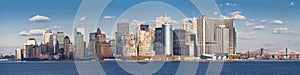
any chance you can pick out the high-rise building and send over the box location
[76,27,85,41]
[115,22,129,56]
[55,32,64,55]
[136,24,155,56]
[88,32,96,59]
[15,49,22,60]
[25,38,38,58]
[183,17,198,34]
[215,25,230,54]
[154,28,163,55]
[95,28,112,60]
[117,23,129,33]
[64,36,71,59]
[42,28,54,55]
[43,28,53,44]
[197,16,236,56]
[123,34,137,56]
[173,29,190,56]
[75,31,85,59]
[156,16,171,28]
[162,24,173,55]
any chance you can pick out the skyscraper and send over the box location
[197,16,236,56]
[88,32,96,59]
[43,28,53,44]
[162,24,173,55]
[183,17,197,34]
[75,31,85,59]
[215,25,230,54]
[55,32,64,55]
[95,28,112,60]
[115,22,129,56]
[173,29,189,56]
[64,36,71,59]
[25,38,38,58]
[42,28,54,55]
[154,28,163,55]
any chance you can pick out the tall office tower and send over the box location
[137,31,152,56]
[96,28,106,43]
[123,34,137,56]
[215,25,230,54]
[173,29,190,56]
[197,16,236,55]
[48,35,54,55]
[183,17,198,34]
[55,32,65,54]
[43,28,52,44]
[88,32,96,59]
[136,24,154,56]
[156,16,171,28]
[75,32,85,59]
[95,28,112,59]
[76,27,85,41]
[64,36,71,59]
[25,38,38,58]
[115,22,129,56]
[162,24,173,55]
[43,28,54,55]
[15,49,22,60]
[67,43,75,59]
[190,34,197,57]
[154,28,163,55]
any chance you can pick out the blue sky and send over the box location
[0,0,299,55]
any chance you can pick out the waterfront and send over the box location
[1,60,300,75]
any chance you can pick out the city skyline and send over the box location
[1,0,300,55]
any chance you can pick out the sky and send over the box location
[0,0,299,55]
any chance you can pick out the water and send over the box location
[1,61,300,75]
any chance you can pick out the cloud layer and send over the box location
[79,16,87,21]
[19,29,45,36]
[253,25,266,30]
[230,11,246,20]
[104,16,115,20]
[29,15,50,22]
[270,20,283,24]
[272,27,295,34]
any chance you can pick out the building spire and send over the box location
[165,13,168,24]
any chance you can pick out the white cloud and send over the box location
[213,12,218,15]
[246,21,254,26]
[270,20,283,24]
[232,14,246,20]
[237,32,256,40]
[29,15,50,22]
[220,2,237,6]
[287,2,295,6]
[226,2,237,6]
[272,27,295,34]
[104,16,115,19]
[230,11,246,20]
[260,19,267,23]
[50,25,62,29]
[230,11,242,15]
[130,19,155,25]
[130,19,179,26]
[19,29,45,36]
[253,25,266,30]
[79,16,87,21]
